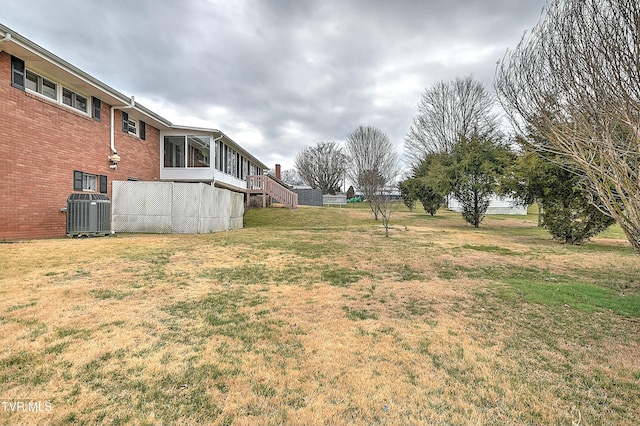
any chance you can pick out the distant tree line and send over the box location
[287,0,639,250]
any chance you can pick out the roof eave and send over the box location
[0,23,172,129]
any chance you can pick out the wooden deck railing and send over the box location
[246,175,298,209]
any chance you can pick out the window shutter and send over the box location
[122,111,129,133]
[73,170,83,191]
[92,97,101,122]
[140,120,146,140]
[99,175,108,194]
[11,56,25,90]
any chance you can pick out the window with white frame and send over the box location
[127,117,138,136]
[22,67,91,115]
[25,70,57,100]
[82,173,97,191]
[163,135,211,168]
[120,112,145,139]
[74,170,107,193]
[62,87,88,113]
[187,135,210,167]
[164,136,185,168]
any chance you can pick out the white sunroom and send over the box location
[159,126,267,192]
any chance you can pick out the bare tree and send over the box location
[345,126,401,234]
[294,141,346,194]
[280,169,305,186]
[404,75,500,168]
[376,185,400,238]
[495,0,640,254]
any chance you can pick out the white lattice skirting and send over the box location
[112,181,244,234]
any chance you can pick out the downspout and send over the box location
[213,132,224,144]
[109,96,135,169]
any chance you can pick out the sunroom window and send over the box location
[164,136,185,168]
[187,135,210,167]
[163,135,211,168]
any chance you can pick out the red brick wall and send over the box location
[0,52,160,239]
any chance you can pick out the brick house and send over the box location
[0,23,270,239]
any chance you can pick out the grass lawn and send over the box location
[1,205,639,425]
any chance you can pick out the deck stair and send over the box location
[246,175,298,209]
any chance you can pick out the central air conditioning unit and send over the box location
[66,193,111,237]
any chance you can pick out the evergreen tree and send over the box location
[413,178,443,216]
[398,179,417,212]
[443,134,512,227]
[503,138,615,244]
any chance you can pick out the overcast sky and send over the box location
[1,0,547,170]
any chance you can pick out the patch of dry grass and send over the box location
[1,208,639,425]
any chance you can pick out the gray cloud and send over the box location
[1,0,547,169]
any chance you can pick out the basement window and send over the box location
[82,173,97,192]
[74,171,107,193]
